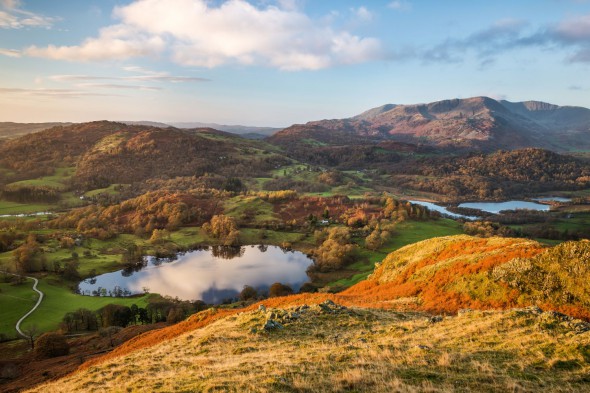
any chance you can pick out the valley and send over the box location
[0,97,589,392]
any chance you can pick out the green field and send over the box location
[5,167,74,191]
[17,279,149,334]
[84,184,124,197]
[224,195,279,224]
[0,277,149,337]
[0,201,54,215]
[0,279,38,338]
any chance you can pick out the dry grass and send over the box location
[26,305,590,393]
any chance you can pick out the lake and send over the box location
[0,211,52,218]
[408,200,478,220]
[458,200,550,214]
[532,197,572,203]
[78,245,313,303]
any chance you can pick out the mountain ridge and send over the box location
[270,96,590,151]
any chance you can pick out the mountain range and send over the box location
[270,97,590,151]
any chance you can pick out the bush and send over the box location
[34,332,69,359]
[269,282,293,298]
[239,285,258,301]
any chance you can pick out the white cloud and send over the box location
[1,0,21,9]
[23,0,383,70]
[555,14,590,42]
[0,0,56,29]
[76,83,162,91]
[50,71,209,84]
[25,24,165,61]
[0,87,120,98]
[353,6,373,22]
[388,1,411,11]
[0,47,20,57]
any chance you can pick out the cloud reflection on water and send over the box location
[79,246,312,303]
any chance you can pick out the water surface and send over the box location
[78,245,313,303]
[409,200,478,220]
[532,197,571,203]
[458,200,550,214]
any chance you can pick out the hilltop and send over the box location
[0,123,72,140]
[21,235,590,392]
[0,121,288,189]
[269,97,590,151]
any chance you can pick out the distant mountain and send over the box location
[270,97,590,151]
[120,121,172,128]
[169,122,282,137]
[0,122,72,139]
[120,121,282,139]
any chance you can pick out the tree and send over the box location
[269,282,293,298]
[22,324,39,350]
[97,304,133,328]
[166,307,185,324]
[149,228,170,244]
[34,332,69,359]
[62,260,80,281]
[13,234,44,274]
[223,177,244,192]
[203,215,240,245]
[239,285,258,301]
[312,227,356,272]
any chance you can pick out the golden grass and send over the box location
[26,305,590,393]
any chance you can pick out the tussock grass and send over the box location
[26,305,590,392]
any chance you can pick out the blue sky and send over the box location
[1,0,590,126]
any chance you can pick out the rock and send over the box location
[429,316,443,324]
[263,319,283,331]
[287,312,300,321]
[319,300,347,314]
[541,310,571,321]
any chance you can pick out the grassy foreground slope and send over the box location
[28,304,590,392]
[25,236,590,392]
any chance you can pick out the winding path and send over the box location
[1,271,44,338]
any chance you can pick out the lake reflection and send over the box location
[458,200,550,214]
[78,245,313,303]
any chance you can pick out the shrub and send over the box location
[34,332,69,359]
[239,285,258,301]
[269,282,293,298]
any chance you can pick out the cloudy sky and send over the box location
[1,0,590,125]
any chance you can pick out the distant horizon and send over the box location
[0,94,588,127]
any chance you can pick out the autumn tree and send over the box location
[149,228,170,244]
[312,227,357,272]
[202,214,240,246]
[13,234,45,274]
[269,282,293,297]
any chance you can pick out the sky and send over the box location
[1,0,590,126]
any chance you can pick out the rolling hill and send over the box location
[20,235,590,392]
[0,121,289,190]
[0,122,72,140]
[269,97,590,151]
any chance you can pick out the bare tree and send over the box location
[22,324,39,350]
